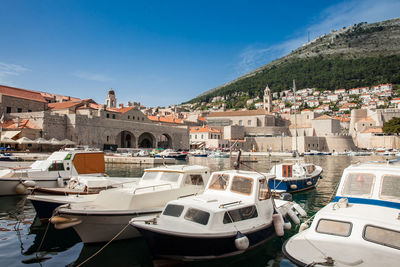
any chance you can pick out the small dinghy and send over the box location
[130,152,307,260]
[283,161,400,267]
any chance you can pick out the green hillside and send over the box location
[187,18,400,104]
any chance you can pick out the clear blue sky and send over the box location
[0,0,399,106]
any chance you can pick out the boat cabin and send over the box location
[335,162,400,206]
[270,162,317,179]
[0,150,105,178]
[156,170,276,230]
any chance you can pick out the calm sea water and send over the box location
[0,155,391,267]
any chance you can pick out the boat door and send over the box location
[282,165,293,178]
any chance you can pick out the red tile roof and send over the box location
[3,119,41,130]
[148,115,183,124]
[48,101,82,109]
[0,85,47,103]
[190,126,220,133]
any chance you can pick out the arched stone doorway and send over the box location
[138,132,155,148]
[158,133,172,149]
[117,131,135,148]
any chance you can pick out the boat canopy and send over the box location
[72,152,105,174]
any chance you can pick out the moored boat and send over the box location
[131,158,307,260]
[28,176,139,220]
[0,149,105,196]
[51,165,210,243]
[154,149,188,160]
[283,161,400,267]
[268,160,323,193]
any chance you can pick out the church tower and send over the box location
[263,85,272,112]
[105,89,117,108]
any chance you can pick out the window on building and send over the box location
[239,120,243,126]
[201,134,203,139]
[128,116,130,119]
[28,110,32,112]
[106,113,110,118]
[6,107,11,113]
[132,116,135,120]
[112,114,116,119]
[17,108,22,113]
[248,120,251,126]
[142,118,144,121]
[107,136,109,142]
[137,117,140,120]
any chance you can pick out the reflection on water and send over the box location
[0,155,392,266]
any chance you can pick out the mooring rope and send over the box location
[75,223,130,267]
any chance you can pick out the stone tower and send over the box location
[263,85,272,112]
[105,89,117,108]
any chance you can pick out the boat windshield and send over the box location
[142,171,160,180]
[341,172,375,197]
[160,172,181,182]
[380,175,400,201]
[208,174,230,191]
[230,176,253,195]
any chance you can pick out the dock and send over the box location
[105,156,176,165]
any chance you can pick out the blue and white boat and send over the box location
[268,161,323,193]
[154,149,188,160]
[283,161,400,267]
[130,165,307,260]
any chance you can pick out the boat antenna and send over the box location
[293,79,298,156]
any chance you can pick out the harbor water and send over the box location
[0,155,390,267]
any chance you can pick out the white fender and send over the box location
[234,231,249,250]
[299,222,309,232]
[15,183,26,194]
[273,213,284,237]
[287,208,300,225]
[293,203,307,217]
[290,184,297,190]
[283,220,292,230]
[23,180,36,187]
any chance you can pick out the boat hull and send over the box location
[57,211,161,243]
[0,178,70,196]
[268,173,321,193]
[30,198,63,220]
[134,223,275,260]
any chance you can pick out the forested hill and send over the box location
[187,18,400,104]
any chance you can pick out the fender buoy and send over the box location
[287,209,300,225]
[273,213,284,237]
[234,231,249,250]
[15,183,26,194]
[299,222,309,232]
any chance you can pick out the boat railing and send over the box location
[219,200,242,208]
[133,183,173,194]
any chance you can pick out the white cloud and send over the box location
[0,62,30,84]
[73,71,111,82]
[236,0,400,76]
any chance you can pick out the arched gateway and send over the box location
[138,132,156,148]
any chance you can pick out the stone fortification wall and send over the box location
[244,136,292,152]
[350,109,368,136]
[325,136,357,152]
[357,135,400,149]
[244,126,291,137]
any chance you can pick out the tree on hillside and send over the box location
[382,117,400,134]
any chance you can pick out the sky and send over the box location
[0,0,399,107]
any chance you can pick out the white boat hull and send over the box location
[57,210,160,243]
[0,177,69,196]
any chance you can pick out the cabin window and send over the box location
[342,173,375,197]
[208,174,229,190]
[258,179,271,200]
[64,154,72,160]
[223,205,258,224]
[184,174,204,186]
[306,165,316,174]
[184,208,210,225]
[363,225,400,250]
[282,165,293,178]
[48,162,65,171]
[380,175,400,200]
[316,219,352,237]
[230,176,253,195]
[160,172,181,182]
[163,204,184,217]
[142,171,159,180]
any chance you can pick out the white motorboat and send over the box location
[0,149,105,196]
[268,160,323,193]
[28,175,139,220]
[131,163,307,260]
[51,165,211,243]
[154,149,188,160]
[283,161,400,267]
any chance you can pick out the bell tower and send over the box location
[263,85,272,112]
[106,89,117,108]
